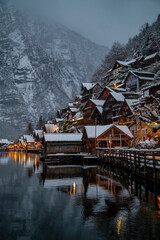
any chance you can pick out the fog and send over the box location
[13,0,160,47]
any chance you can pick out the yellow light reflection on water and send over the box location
[73,181,76,194]
[18,152,21,164]
[34,155,37,168]
[28,154,31,165]
[14,151,17,162]
[117,215,123,235]
[23,153,26,165]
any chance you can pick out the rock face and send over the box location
[0,2,108,139]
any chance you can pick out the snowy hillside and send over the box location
[0,2,108,139]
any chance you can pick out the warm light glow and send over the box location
[23,153,26,164]
[153,122,158,126]
[117,216,123,235]
[14,151,17,162]
[73,182,76,194]
[157,196,160,209]
[18,152,21,164]
[28,154,31,165]
[69,191,72,198]
[119,120,134,125]
[34,155,37,168]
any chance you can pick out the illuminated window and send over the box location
[116,64,119,68]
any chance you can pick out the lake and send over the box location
[0,151,160,240]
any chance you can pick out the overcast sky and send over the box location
[13,0,160,48]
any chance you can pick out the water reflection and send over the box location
[0,152,160,240]
[7,151,40,170]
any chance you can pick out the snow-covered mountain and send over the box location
[0,2,108,139]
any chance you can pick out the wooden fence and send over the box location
[96,148,160,182]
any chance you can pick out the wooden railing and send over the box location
[96,147,160,181]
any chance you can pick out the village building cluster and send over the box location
[1,51,160,155]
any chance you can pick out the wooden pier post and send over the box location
[144,152,147,178]
[153,152,156,180]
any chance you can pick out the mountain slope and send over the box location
[92,14,160,83]
[0,2,108,139]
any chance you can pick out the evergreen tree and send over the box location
[36,116,45,129]
[27,123,33,135]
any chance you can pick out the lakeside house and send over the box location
[83,124,133,154]
[42,133,83,156]
[124,70,155,92]
[81,83,103,103]
[23,135,35,149]
[83,99,105,125]
[103,91,125,124]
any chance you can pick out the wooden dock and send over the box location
[41,153,99,165]
[96,147,160,182]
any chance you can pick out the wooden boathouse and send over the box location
[42,133,84,157]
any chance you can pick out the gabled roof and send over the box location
[119,99,139,114]
[44,124,58,133]
[23,135,35,143]
[70,108,79,113]
[84,124,133,139]
[74,111,83,120]
[33,130,43,139]
[55,118,64,123]
[90,99,105,107]
[0,139,12,144]
[44,133,82,142]
[91,106,103,119]
[98,86,113,99]
[68,103,74,107]
[82,83,96,91]
[82,82,102,91]
[33,130,43,136]
[109,91,125,102]
[111,87,126,92]
[142,81,160,91]
[144,52,159,61]
[125,70,155,83]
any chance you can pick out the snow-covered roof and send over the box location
[0,139,12,145]
[142,81,160,91]
[68,103,74,107]
[107,68,112,73]
[70,108,79,112]
[126,59,137,65]
[33,130,43,136]
[55,118,64,123]
[90,99,105,106]
[144,52,159,61]
[138,76,154,81]
[125,99,139,113]
[23,135,35,143]
[96,106,103,114]
[44,133,83,142]
[109,91,125,102]
[84,124,133,139]
[125,70,155,83]
[74,112,83,120]
[125,99,139,107]
[111,87,126,92]
[45,124,59,133]
[82,83,96,90]
[117,60,130,67]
